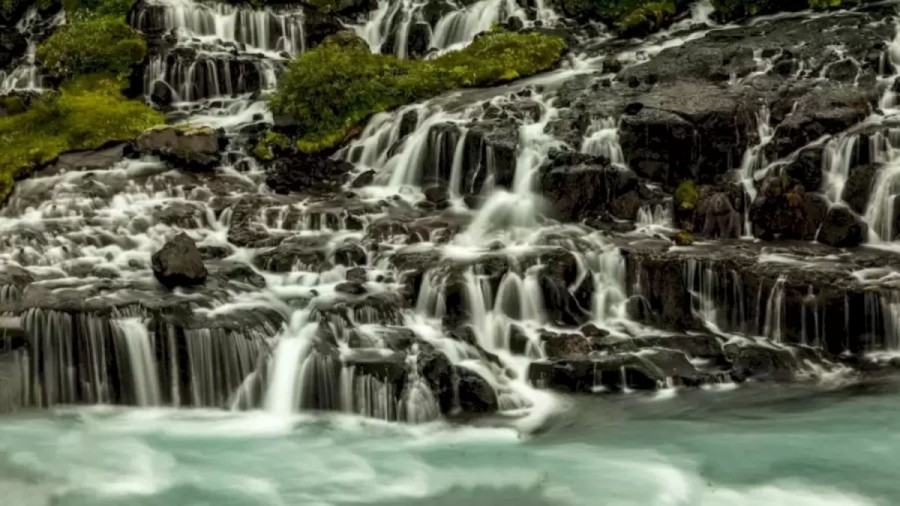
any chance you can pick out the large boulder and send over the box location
[151,233,207,288]
[841,164,879,214]
[695,191,742,238]
[136,125,222,170]
[816,205,868,248]
[539,150,636,221]
[782,146,824,192]
[455,367,498,414]
[418,348,455,414]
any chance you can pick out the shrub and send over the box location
[269,29,567,153]
[675,180,700,210]
[36,15,146,80]
[0,75,163,203]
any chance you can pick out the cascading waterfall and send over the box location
[762,275,787,343]
[355,0,551,58]
[581,117,626,166]
[0,7,65,94]
[111,318,162,407]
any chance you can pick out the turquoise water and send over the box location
[2,380,899,506]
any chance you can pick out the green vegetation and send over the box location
[675,180,699,210]
[36,15,146,81]
[616,1,676,37]
[0,76,164,202]
[254,131,291,161]
[62,0,135,17]
[269,29,567,154]
[673,230,695,246]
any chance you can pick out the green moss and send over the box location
[254,131,291,161]
[673,230,694,246]
[616,1,676,37]
[0,75,164,203]
[675,180,700,210]
[269,29,567,154]
[0,96,26,116]
[36,15,146,81]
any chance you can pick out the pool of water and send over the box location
[2,379,898,506]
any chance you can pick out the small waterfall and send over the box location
[865,291,900,352]
[864,159,900,242]
[0,7,65,94]
[111,318,161,407]
[685,259,746,332]
[739,105,775,236]
[762,276,787,343]
[580,117,626,167]
[263,320,317,416]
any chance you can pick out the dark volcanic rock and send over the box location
[816,205,868,248]
[724,341,799,382]
[0,30,27,69]
[456,366,498,413]
[419,348,455,414]
[749,176,819,240]
[841,164,879,215]
[266,154,353,194]
[539,150,636,221]
[782,146,824,192]
[151,233,207,288]
[150,80,174,108]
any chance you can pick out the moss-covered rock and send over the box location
[269,29,567,154]
[62,0,136,17]
[254,131,291,161]
[36,15,146,81]
[674,180,699,210]
[0,75,163,204]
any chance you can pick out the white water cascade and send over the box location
[112,318,162,407]
[0,7,65,95]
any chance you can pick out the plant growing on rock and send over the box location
[0,75,163,203]
[268,29,567,154]
[675,180,699,210]
[36,14,146,81]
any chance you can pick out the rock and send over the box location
[0,30,26,69]
[816,205,868,248]
[266,154,354,194]
[336,282,367,295]
[539,150,636,221]
[456,367,498,414]
[334,242,366,266]
[724,341,799,382]
[346,267,367,283]
[351,170,376,188]
[841,164,879,214]
[541,331,591,358]
[783,146,824,192]
[151,233,207,288]
[136,125,221,170]
[696,191,741,238]
[150,81,174,108]
[419,348,455,413]
[749,176,815,240]
[602,55,623,74]
[423,185,449,205]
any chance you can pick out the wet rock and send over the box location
[254,243,326,272]
[0,30,26,69]
[136,125,221,170]
[152,201,206,228]
[151,233,207,288]
[150,80,174,108]
[351,170,376,188]
[266,154,354,194]
[539,150,636,221]
[783,146,824,192]
[424,185,449,206]
[334,242,366,266]
[456,367,498,413]
[601,55,622,74]
[541,331,591,358]
[696,191,741,238]
[816,205,868,248]
[50,143,128,173]
[749,176,817,240]
[419,348,455,413]
[346,267,367,284]
[336,282,367,295]
[841,164,879,214]
[724,341,799,382]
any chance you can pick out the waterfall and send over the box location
[111,318,162,407]
[762,276,787,343]
[864,160,900,242]
[0,7,65,94]
[355,0,539,58]
[581,117,626,167]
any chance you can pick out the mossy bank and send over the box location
[265,29,567,156]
